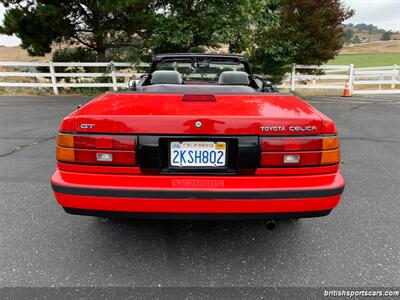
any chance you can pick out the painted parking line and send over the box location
[308,98,391,102]
[308,97,400,104]
[308,101,369,104]
[315,95,400,99]
[307,100,372,104]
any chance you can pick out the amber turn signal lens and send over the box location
[322,136,339,150]
[57,134,74,148]
[56,146,75,162]
[321,149,340,165]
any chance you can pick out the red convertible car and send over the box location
[51,53,344,224]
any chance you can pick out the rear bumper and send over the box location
[62,208,333,220]
[51,169,345,219]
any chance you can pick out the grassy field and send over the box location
[328,53,400,68]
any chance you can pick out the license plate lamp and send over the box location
[284,154,300,164]
[96,153,113,162]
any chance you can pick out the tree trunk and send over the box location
[97,49,106,62]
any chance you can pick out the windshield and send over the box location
[154,58,247,83]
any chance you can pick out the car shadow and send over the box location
[89,217,302,279]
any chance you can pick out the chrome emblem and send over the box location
[260,126,285,132]
[260,125,318,132]
[80,123,95,129]
[195,121,202,128]
[289,125,317,132]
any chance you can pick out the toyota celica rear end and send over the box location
[51,54,344,221]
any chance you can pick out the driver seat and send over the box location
[218,71,250,86]
[151,70,183,85]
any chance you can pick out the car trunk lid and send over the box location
[73,92,323,135]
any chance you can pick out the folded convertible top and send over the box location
[124,84,258,94]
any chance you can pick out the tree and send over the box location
[149,0,266,55]
[381,31,393,41]
[0,0,157,61]
[366,24,375,41]
[344,28,354,43]
[354,23,377,33]
[249,0,354,81]
[1,0,355,83]
[353,34,361,44]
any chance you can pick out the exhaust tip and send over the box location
[264,219,277,230]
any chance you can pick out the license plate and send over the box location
[170,141,226,167]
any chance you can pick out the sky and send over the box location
[343,0,400,31]
[1,1,400,46]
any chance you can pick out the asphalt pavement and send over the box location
[0,94,399,287]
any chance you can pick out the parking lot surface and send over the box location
[0,94,399,287]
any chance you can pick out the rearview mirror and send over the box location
[196,62,209,68]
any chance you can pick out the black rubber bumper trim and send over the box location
[63,207,332,220]
[52,183,344,200]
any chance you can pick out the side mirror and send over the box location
[128,79,137,90]
[262,80,278,93]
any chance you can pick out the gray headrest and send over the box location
[151,70,183,85]
[218,71,249,85]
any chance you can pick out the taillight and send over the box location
[260,135,340,167]
[56,133,137,166]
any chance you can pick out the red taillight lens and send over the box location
[74,149,136,165]
[260,136,340,167]
[56,134,137,166]
[74,135,136,150]
[261,137,322,152]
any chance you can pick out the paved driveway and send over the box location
[0,95,399,287]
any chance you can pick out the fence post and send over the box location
[348,64,354,95]
[392,64,397,89]
[111,62,117,91]
[49,61,59,95]
[290,64,296,92]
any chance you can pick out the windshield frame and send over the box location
[153,58,249,83]
[149,54,253,76]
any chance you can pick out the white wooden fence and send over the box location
[0,61,148,95]
[352,65,400,95]
[280,64,400,95]
[0,61,399,95]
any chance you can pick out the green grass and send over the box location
[328,53,400,68]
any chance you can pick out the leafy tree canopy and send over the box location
[250,0,354,81]
[0,0,157,61]
[1,0,354,81]
[381,31,393,41]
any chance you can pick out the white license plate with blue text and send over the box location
[170,141,226,167]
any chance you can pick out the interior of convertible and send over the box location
[138,57,263,91]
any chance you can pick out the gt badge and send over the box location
[80,124,95,129]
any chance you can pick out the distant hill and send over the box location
[0,45,52,61]
[1,39,399,63]
[343,23,400,44]
[340,40,400,54]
